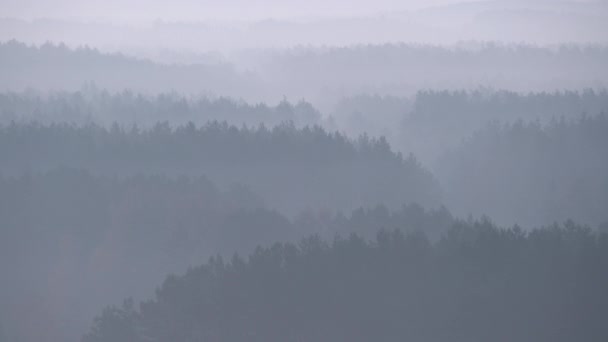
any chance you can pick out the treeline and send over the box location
[4,88,607,167]
[3,111,608,228]
[329,92,608,228]
[0,168,451,272]
[0,88,321,127]
[412,89,608,124]
[0,40,260,99]
[0,121,440,215]
[2,91,608,227]
[330,89,608,164]
[438,114,608,227]
[0,120,440,214]
[3,40,607,106]
[335,95,608,227]
[83,220,608,342]
[402,88,608,163]
[257,43,608,102]
[0,168,452,342]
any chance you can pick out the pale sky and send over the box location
[0,0,487,22]
[1,0,606,52]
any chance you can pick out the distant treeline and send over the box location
[2,40,607,104]
[257,43,608,101]
[0,168,452,271]
[412,89,608,124]
[402,88,608,162]
[331,89,608,163]
[0,168,451,342]
[0,121,441,215]
[0,40,260,99]
[0,88,321,127]
[439,114,608,227]
[3,88,607,160]
[83,220,608,342]
[2,112,608,228]
[330,91,608,227]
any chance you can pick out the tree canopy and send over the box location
[84,220,608,342]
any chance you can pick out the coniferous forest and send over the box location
[1,1,608,342]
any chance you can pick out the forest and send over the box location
[0,168,451,342]
[0,120,440,215]
[82,221,608,342]
[1,0,608,341]
[1,94,607,341]
[1,90,607,226]
[3,40,608,107]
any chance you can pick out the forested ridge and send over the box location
[0,120,440,215]
[403,89,608,159]
[83,221,608,342]
[3,41,608,105]
[439,114,608,226]
[331,89,608,164]
[0,168,452,342]
[0,88,321,127]
[3,111,608,227]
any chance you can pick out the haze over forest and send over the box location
[1,1,608,342]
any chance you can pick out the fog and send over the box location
[2,0,608,55]
[1,1,608,342]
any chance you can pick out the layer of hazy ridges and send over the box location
[0,168,451,342]
[3,40,607,105]
[0,121,441,214]
[439,114,608,227]
[401,88,608,163]
[0,40,259,98]
[0,88,321,127]
[256,43,608,99]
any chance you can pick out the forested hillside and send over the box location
[0,88,321,127]
[331,89,608,165]
[438,114,608,227]
[0,168,452,342]
[0,121,440,214]
[83,221,608,342]
[3,41,607,107]
[255,44,608,104]
[0,40,259,99]
[402,89,608,164]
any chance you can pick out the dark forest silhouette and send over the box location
[83,221,608,342]
[0,121,441,214]
[0,88,321,127]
